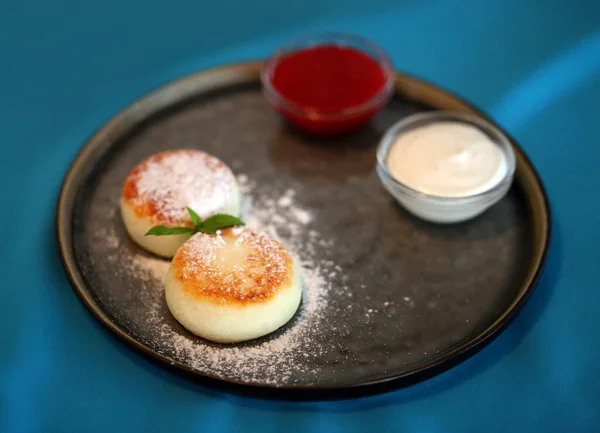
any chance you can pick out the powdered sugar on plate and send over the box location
[107,173,337,385]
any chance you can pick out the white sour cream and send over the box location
[387,122,507,197]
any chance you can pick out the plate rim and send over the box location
[55,60,551,397]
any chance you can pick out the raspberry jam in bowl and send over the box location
[262,33,395,135]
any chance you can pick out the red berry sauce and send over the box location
[269,45,390,135]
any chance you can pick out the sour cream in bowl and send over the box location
[376,112,516,224]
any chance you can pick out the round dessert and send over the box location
[165,227,302,343]
[121,149,241,257]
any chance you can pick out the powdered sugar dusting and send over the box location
[291,207,313,225]
[125,150,235,224]
[277,189,295,208]
[125,254,170,285]
[173,227,292,303]
[107,173,336,385]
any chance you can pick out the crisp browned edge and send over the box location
[56,61,551,398]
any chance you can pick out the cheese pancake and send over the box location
[120,149,241,257]
[165,227,302,343]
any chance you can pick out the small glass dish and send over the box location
[376,111,516,224]
[261,33,395,136]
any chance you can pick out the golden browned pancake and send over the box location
[165,227,302,343]
[120,149,240,257]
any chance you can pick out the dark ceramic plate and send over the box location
[57,62,550,399]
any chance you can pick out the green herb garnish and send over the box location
[145,226,197,236]
[145,207,244,237]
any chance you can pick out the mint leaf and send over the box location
[145,207,244,238]
[186,206,203,228]
[200,214,245,234]
[145,226,196,236]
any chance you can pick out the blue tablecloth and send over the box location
[2,0,599,431]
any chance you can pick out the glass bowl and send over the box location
[261,33,395,136]
[376,111,516,224]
